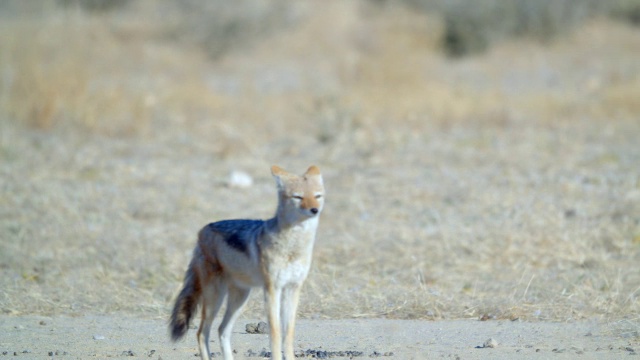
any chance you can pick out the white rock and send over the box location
[228,170,253,188]
[483,338,498,348]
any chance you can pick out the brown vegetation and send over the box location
[1,1,639,336]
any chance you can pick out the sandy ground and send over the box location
[1,316,637,359]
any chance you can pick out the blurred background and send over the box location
[1,0,639,333]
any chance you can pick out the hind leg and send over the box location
[197,281,227,360]
[218,284,251,360]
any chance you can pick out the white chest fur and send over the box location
[274,259,310,288]
[262,217,318,287]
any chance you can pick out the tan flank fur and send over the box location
[170,165,325,360]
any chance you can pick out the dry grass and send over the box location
[1,1,639,333]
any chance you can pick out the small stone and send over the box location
[245,323,257,333]
[483,338,498,348]
[259,348,271,357]
[256,321,268,334]
[245,349,258,357]
[39,320,47,326]
[246,321,268,334]
[93,335,105,340]
[480,314,493,321]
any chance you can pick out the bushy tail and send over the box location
[169,259,201,342]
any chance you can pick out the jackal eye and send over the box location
[314,194,323,199]
[292,195,303,200]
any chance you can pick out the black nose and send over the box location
[310,208,318,214]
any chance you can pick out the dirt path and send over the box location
[1,316,636,359]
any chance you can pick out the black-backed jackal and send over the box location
[170,165,325,360]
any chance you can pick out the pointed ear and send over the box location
[271,165,288,177]
[271,165,287,190]
[304,165,321,176]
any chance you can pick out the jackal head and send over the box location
[271,165,325,223]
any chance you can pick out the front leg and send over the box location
[265,285,283,360]
[281,285,302,360]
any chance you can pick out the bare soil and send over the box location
[1,316,638,359]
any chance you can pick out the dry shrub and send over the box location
[2,14,148,135]
[406,0,640,56]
